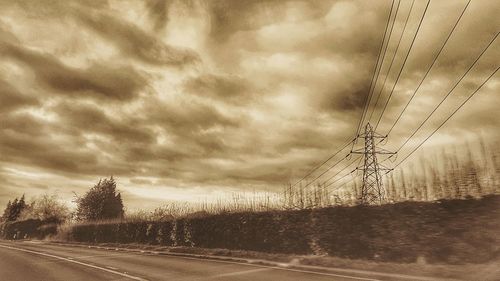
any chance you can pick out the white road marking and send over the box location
[0,244,148,281]
[72,253,153,259]
[213,268,270,277]
[46,243,384,280]
[106,266,119,270]
[154,254,382,281]
[20,242,449,281]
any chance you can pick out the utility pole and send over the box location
[351,123,394,205]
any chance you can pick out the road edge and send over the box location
[0,242,148,281]
[42,240,459,281]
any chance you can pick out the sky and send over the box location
[0,0,499,210]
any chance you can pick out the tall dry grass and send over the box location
[52,139,497,224]
[326,138,500,205]
[117,139,500,220]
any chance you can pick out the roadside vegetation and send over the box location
[1,139,499,265]
[0,193,69,239]
[74,177,124,221]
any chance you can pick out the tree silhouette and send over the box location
[75,177,124,221]
[1,195,27,222]
[1,200,12,222]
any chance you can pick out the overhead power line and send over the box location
[366,0,416,125]
[301,153,351,189]
[389,66,499,172]
[325,154,364,193]
[315,155,361,195]
[383,0,472,137]
[290,0,397,190]
[395,32,499,152]
[375,0,431,130]
[324,170,355,190]
[321,155,362,188]
[330,175,357,194]
[289,138,354,189]
[355,0,398,138]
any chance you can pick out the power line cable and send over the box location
[330,175,357,193]
[366,0,416,125]
[322,155,362,189]
[301,149,353,189]
[322,164,361,196]
[290,138,354,188]
[383,0,471,137]
[326,154,364,198]
[324,170,356,190]
[299,1,397,189]
[388,66,499,172]
[395,32,498,152]
[375,0,431,130]
[355,0,398,137]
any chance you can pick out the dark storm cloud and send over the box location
[0,112,105,175]
[207,0,333,42]
[0,110,146,177]
[319,72,372,112]
[147,98,243,135]
[0,113,47,137]
[75,11,199,66]
[1,42,147,101]
[181,163,291,185]
[0,0,108,17]
[224,166,293,184]
[0,21,18,43]
[142,98,245,157]
[122,145,186,163]
[0,126,97,174]
[308,1,392,56]
[53,102,156,144]
[276,126,348,152]
[145,0,173,32]
[183,74,253,105]
[208,0,279,41]
[0,78,39,112]
[1,0,199,66]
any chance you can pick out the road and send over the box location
[0,241,422,281]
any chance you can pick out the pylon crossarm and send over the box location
[357,132,386,139]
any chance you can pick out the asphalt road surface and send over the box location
[0,241,412,281]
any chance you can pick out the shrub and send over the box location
[75,177,124,222]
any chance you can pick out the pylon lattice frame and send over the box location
[351,123,394,205]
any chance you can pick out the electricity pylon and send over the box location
[351,123,394,205]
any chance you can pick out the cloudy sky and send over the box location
[0,0,498,210]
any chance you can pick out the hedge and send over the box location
[61,195,500,264]
[1,219,58,240]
